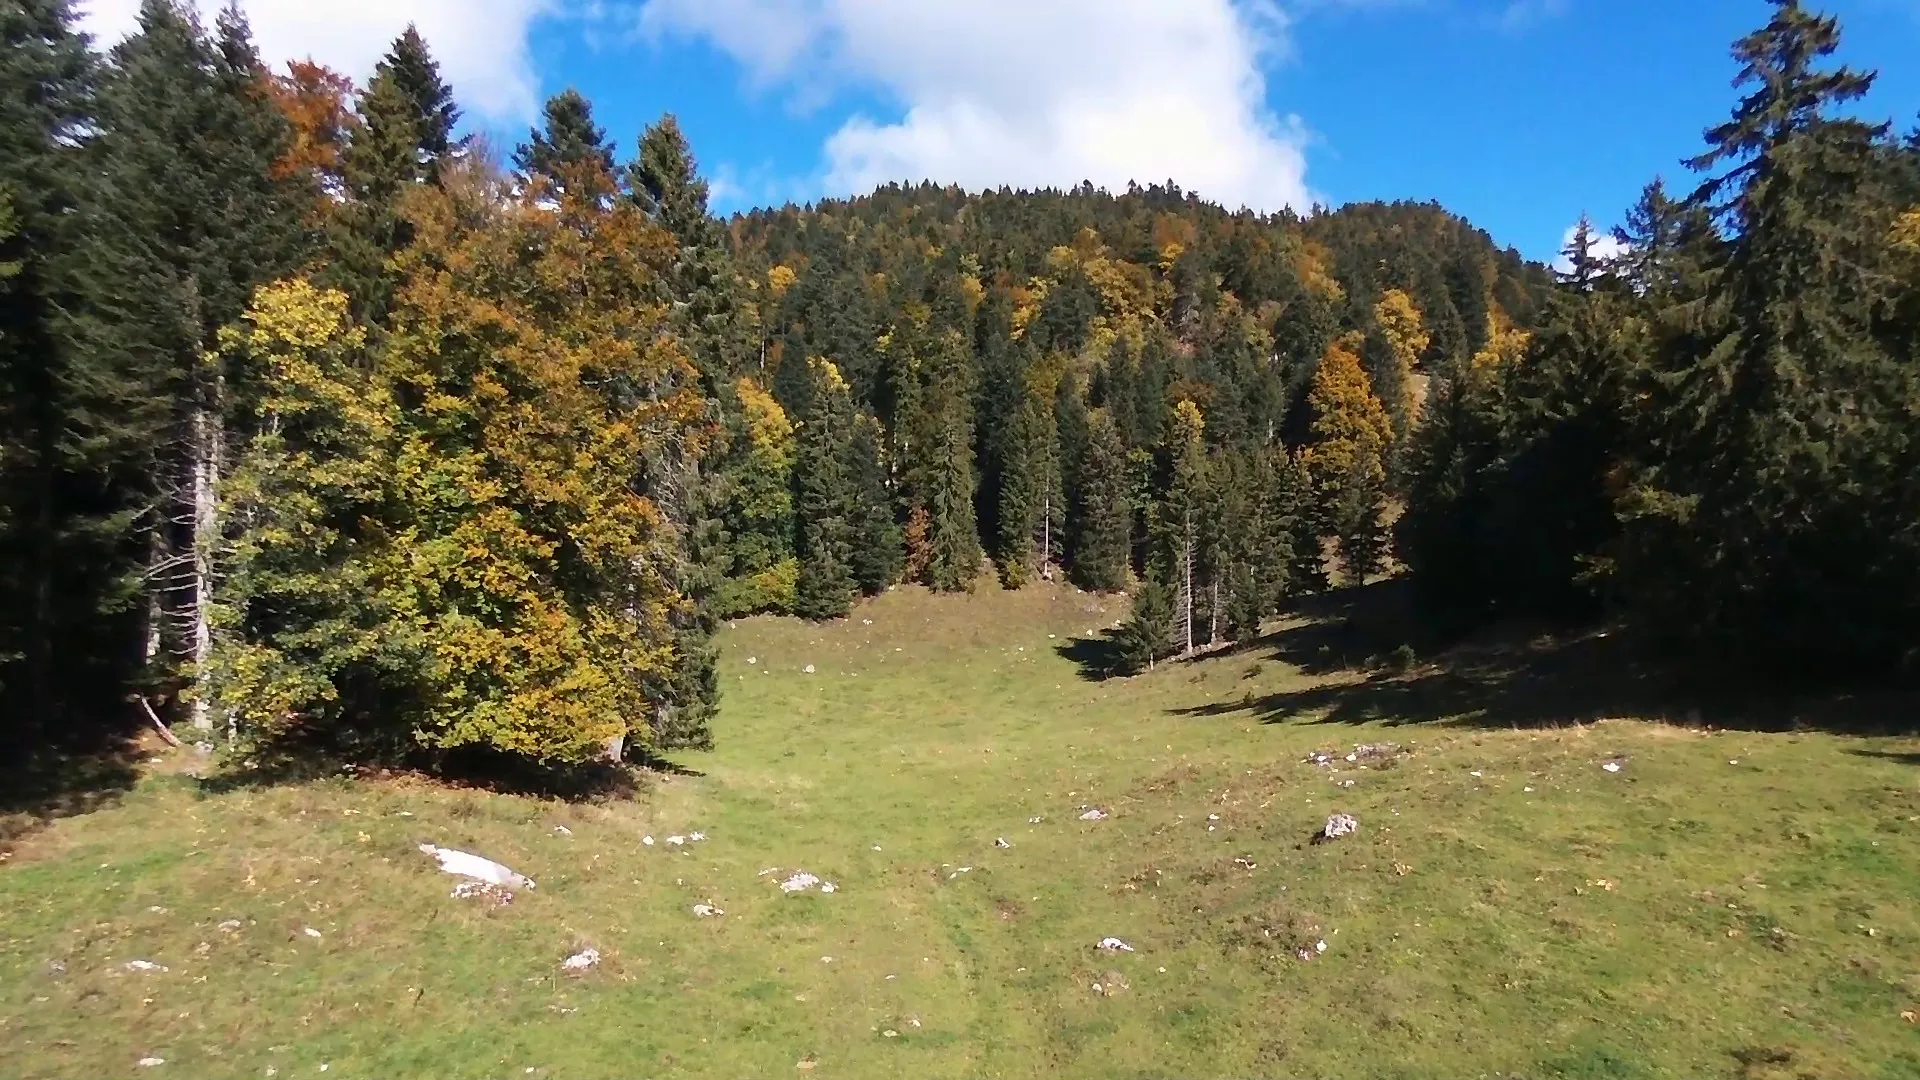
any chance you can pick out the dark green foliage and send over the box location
[1115,571,1174,674]
[846,413,903,596]
[0,0,137,733]
[514,88,615,192]
[631,114,752,387]
[89,0,311,688]
[792,362,860,620]
[382,25,459,171]
[1616,0,1920,670]
[1070,408,1131,593]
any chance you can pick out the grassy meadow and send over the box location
[3,583,1919,1079]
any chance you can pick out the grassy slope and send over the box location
[3,583,1918,1080]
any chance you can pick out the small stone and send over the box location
[302,927,322,939]
[881,1029,898,1038]
[1602,761,1623,773]
[803,664,816,674]
[994,837,1011,849]
[137,1057,165,1068]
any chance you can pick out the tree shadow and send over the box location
[1847,749,1920,766]
[1057,632,1129,682]
[0,725,144,854]
[1174,583,1920,738]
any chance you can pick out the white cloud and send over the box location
[636,0,1316,213]
[74,0,556,120]
[1553,220,1627,273]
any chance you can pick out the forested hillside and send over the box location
[3,0,1916,777]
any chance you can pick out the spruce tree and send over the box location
[1115,571,1174,674]
[383,25,460,172]
[631,113,752,386]
[995,394,1039,587]
[1156,399,1209,655]
[1624,0,1917,669]
[0,0,138,734]
[1070,409,1131,592]
[514,88,614,194]
[792,359,858,620]
[91,0,310,727]
[845,412,903,595]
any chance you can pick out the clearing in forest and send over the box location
[3,583,1918,1079]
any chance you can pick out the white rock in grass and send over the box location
[994,837,1011,849]
[418,844,535,890]
[1079,809,1108,821]
[561,948,600,971]
[1096,937,1135,952]
[692,904,724,918]
[803,665,816,675]
[780,872,822,893]
[819,882,837,894]
[302,927,323,939]
[642,836,655,846]
[136,1057,165,1068]
[1602,761,1623,774]
[666,835,687,846]
[1317,813,1359,843]
[123,960,167,973]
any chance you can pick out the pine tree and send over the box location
[792,359,859,620]
[514,88,614,196]
[1115,570,1173,674]
[90,0,311,730]
[1156,399,1209,655]
[1070,408,1131,592]
[845,412,903,595]
[1621,0,1918,669]
[0,0,143,735]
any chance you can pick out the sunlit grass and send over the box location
[3,582,1918,1078]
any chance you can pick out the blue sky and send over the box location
[81,1,1920,261]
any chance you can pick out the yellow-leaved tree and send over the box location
[1303,335,1394,584]
[210,151,713,768]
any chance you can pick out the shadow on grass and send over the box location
[1056,632,1130,682]
[1846,749,1920,766]
[0,716,144,853]
[1174,580,1920,738]
[197,735,666,802]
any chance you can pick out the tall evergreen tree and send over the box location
[792,359,859,620]
[1622,0,1917,669]
[0,0,140,735]
[91,0,310,728]
[1070,408,1131,592]
[514,88,614,194]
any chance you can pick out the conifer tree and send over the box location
[1115,570,1174,674]
[792,359,859,620]
[91,0,310,729]
[1070,408,1131,592]
[631,114,752,386]
[995,395,1039,588]
[514,88,614,194]
[0,0,136,732]
[383,26,460,173]
[1156,399,1209,655]
[1621,0,1918,668]
[846,412,903,595]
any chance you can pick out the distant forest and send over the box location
[3,0,1916,770]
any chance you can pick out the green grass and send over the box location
[4,583,1919,1079]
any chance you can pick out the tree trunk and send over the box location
[189,399,222,733]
